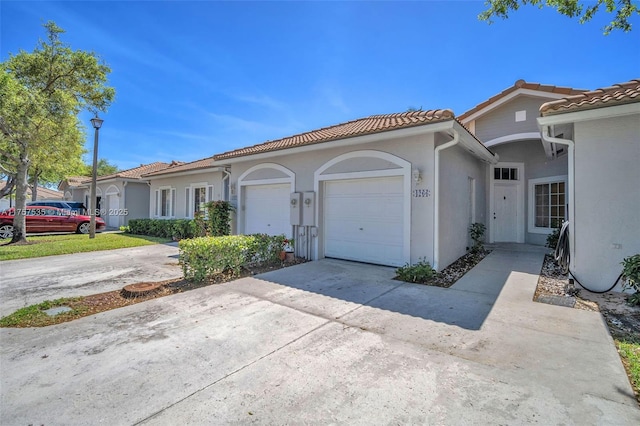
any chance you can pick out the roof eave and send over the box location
[144,166,223,179]
[538,102,640,127]
[216,119,456,164]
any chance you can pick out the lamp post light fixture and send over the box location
[89,115,104,239]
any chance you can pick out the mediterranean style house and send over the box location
[59,162,177,228]
[68,78,638,292]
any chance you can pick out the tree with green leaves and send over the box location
[81,158,119,177]
[479,0,640,34]
[0,21,114,243]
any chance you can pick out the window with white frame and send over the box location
[155,187,175,218]
[186,184,214,218]
[528,176,567,233]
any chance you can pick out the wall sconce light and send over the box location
[413,169,422,184]
[290,198,297,206]
[304,198,312,206]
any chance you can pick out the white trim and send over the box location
[237,163,295,235]
[221,121,454,164]
[156,186,176,218]
[144,167,222,180]
[527,175,568,234]
[489,162,525,243]
[187,182,211,219]
[483,132,541,148]
[461,88,568,123]
[314,150,411,265]
[105,184,120,196]
[537,102,640,126]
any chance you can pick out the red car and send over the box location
[0,206,106,239]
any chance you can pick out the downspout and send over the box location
[433,129,459,271]
[541,125,575,270]
[122,181,127,227]
[222,167,231,201]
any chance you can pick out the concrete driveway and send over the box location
[0,243,182,317]
[1,248,639,424]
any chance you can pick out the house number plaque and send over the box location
[412,189,431,198]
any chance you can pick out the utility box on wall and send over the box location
[290,192,302,225]
[302,191,315,226]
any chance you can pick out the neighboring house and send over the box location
[59,162,176,228]
[0,184,63,211]
[213,110,498,269]
[537,79,640,291]
[143,156,229,219]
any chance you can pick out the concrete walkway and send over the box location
[0,243,182,317]
[1,245,638,424]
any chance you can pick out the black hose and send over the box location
[554,221,621,294]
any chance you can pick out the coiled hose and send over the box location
[554,221,621,293]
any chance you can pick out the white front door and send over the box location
[107,194,119,228]
[493,184,518,242]
[323,176,404,267]
[244,184,291,237]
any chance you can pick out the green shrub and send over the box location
[128,218,197,240]
[546,226,561,249]
[396,258,436,283]
[205,201,234,237]
[622,254,640,306]
[469,222,486,253]
[179,234,287,282]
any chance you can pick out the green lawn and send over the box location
[0,233,172,261]
[616,339,640,402]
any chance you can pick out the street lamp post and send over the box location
[89,115,104,239]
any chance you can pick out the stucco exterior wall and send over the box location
[148,171,224,219]
[124,182,152,223]
[572,113,640,291]
[475,96,555,142]
[438,144,488,269]
[489,139,568,245]
[228,133,438,265]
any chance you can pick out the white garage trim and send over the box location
[238,163,295,235]
[105,184,120,196]
[314,150,411,265]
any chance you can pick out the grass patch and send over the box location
[616,339,640,402]
[0,298,86,327]
[0,233,171,261]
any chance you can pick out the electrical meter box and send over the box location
[290,192,302,225]
[302,192,315,226]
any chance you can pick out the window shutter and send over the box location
[154,190,159,217]
[185,187,190,218]
[207,185,214,202]
[171,188,176,217]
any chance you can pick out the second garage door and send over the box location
[244,184,291,237]
[324,176,404,266]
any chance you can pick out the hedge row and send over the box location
[179,234,287,282]
[127,218,198,240]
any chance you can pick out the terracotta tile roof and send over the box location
[65,176,91,186]
[143,157,218,177]
[459,79,585,121]
[214,109,455,160]
[96,161,175,181]
[540,79,640,116]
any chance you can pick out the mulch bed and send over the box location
[396,249,492,287]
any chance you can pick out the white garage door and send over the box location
[244,184,291,237]
[324,176,404,267]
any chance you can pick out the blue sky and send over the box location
[2,1,639,171]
